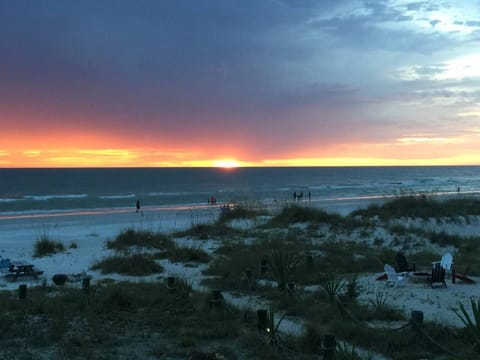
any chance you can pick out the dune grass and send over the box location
[33,239,65,258]
[351,195,480,221]
[15,197,480,359]
[106,228,173,251]
[92,253,164,276]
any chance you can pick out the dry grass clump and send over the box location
[92,253,163,276]
[351,195,480,221]
[33,239,65,258]
[107,228,173,251]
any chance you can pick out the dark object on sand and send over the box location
[396,252,415,272]
[52,274,68,285]
[4,263,44,281]
[18,284,27,300]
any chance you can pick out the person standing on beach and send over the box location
[136,199,140,213]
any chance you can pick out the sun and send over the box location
[213,160,241,168]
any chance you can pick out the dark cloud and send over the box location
[307,1,460,54]
[0,0,478,159]
[405,2,441,12]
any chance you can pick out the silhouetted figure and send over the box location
[136,199,140,213]
[395,251,415,272]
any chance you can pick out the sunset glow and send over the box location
[1,1,479,168]
[213,160,242,169]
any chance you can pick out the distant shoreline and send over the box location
[1,189,480,221]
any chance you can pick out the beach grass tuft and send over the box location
[174,223,241,239]
[352,195,480,221]
[215,205,267,225]
[92,253,163,276]
[156,246,211,263]
[33,238,65,258]
[264,204,348,228]
[107,228,173,251]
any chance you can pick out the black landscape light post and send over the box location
[322,334,336,359]
[306,254,314,267]
[256,309,269,332]
[167,276,176,292]
[18,284,27,300]
[210,289,224,310]
[411,310,424,335]
[259,256,268,275]
[82,277,90,294]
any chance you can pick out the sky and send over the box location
[1,0,480,167]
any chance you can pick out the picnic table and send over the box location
[4,262,44,281]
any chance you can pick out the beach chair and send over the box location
[440,253,453,272]
[440,253,476,284]
[427,262,447,288]
[384,264,408,288]
[395,252,415,273]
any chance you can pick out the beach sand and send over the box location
[1,201,479,337]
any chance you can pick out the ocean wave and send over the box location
[0,198,21,203]
[146,191,207,197]
[24,194,88,201]
[98,194,136,199]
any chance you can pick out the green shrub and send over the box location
[267,249,299,290]
[454,298,480,350]
[107,228,173,251]
[352,196,480,221]
[33,239,65,258]
[174,223,240,239]
[265,205,347,228]
[216,205,266,225]
[319,273,345,303]
[92,253,163,276]
[160,246,210,263]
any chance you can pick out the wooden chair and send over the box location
[395,252,415,273]
[427,262,447,288]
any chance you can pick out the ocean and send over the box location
[0,166,479,215]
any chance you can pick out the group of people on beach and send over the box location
[293,191,311,201]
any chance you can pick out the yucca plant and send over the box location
[454,297,480,350]
[336,341,362,360]
[319,273,345,303]
[258,306,285,346]
[267,249,299,290]
[369,290,389,311]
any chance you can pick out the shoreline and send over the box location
[1,186,479,218]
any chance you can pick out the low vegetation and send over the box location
[7,196,480,358]
[106,228,173,251]
[33,239,65,258]
[351,195,480,221]
[92,253,164,276]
